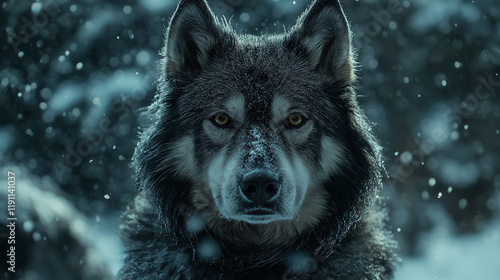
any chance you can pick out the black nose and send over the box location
[239,171,280,205]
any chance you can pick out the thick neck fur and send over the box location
[118,191,398,279]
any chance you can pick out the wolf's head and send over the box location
[135,0,381,250]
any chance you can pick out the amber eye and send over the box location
[213,113,230,126]
[288,113,304,127]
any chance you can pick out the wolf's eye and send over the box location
[287,113,304,127]
[212,113,230,127]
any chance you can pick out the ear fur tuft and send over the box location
[288,0,354,81]
[164,0,223,77]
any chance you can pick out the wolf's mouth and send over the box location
[231,207,291,224]
[243,208,274,216]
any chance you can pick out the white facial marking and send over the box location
[293,180,328,227]
[225,93,245,123]
[290,152,310,211]
[207,150,225,190]
[271,95,291,124]
[274,150,310,219]
[319,136,345,180]
[169,135,197,179]
[207,148,240,217]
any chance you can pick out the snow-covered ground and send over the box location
[396,221,500,280]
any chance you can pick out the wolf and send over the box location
[118,0,398,279]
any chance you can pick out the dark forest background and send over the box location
[1,0,499,279]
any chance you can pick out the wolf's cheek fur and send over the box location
[318,136,346,181]
[206,147,241,217]
[169,135,199,179]
[275,152,306,214]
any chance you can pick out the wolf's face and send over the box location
[198,77,329,225]
[202,93,315,224]
[135,0,379,245]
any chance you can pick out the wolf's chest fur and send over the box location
[118,0,398,279]
[119,193,397,279]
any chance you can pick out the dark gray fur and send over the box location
[118,0,399,279]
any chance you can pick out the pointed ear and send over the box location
[164,0,224,78]
[288,0,354,81]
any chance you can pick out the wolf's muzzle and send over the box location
[239,170,281,206]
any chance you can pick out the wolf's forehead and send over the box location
[222,93,291,122]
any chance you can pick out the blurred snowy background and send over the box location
[0,0,499,279]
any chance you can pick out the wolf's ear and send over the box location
[288,0,353,81]
[164,0,223,77]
